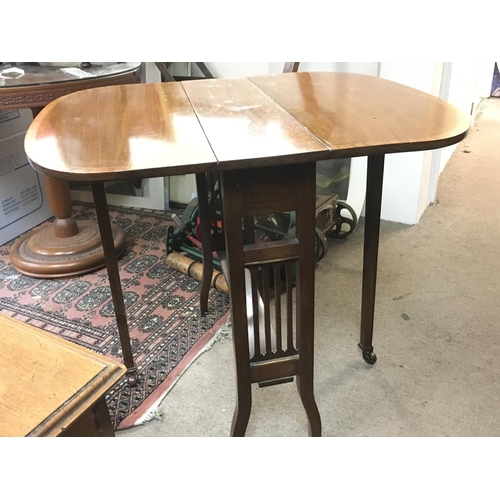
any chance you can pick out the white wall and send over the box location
[376,62,441,224]
[379,62,494,224]
[194,62,269,78]
[435,62,494,177]
[195,62,379,78]
[424,62,495,214]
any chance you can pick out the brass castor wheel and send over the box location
[126,369,139,387]
[359,343,377,365]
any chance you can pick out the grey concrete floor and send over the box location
[118,97,500,438]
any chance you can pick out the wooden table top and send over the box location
[249,72,471,158]
[0,314,125,437]
[24,72,470,182]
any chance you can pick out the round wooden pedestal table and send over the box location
[0,62,141,277]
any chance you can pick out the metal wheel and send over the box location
[165,225,175,253]
[326,200,358,239]
[255,212,293,241]
[315,227,329,262]
[285,226,329,263]
[358,343,378,365]
[363,350,377,364]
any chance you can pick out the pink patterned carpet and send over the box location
[0,203,230,430]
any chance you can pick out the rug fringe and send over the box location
[133,314,232,427]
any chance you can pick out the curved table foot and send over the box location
[10,221,126,278]
[230,394,252,437]
[297,377,322,437]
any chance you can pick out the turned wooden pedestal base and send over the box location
[9,172,126,278]
[10,219,126,278]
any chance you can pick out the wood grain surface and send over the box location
[249,72,470,157]
[0,314,125,437]
[24,72,470,182]
[25,82,218,181]
[181,77,327,168]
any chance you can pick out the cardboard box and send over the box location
[0,108,32,137]
[0,110,52,246]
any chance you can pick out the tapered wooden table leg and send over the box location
[359,154,385,365]
[9,107,126,278]
[91,182,137,387]
[195,172,213,315]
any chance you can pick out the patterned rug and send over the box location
[0,202,230,430]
